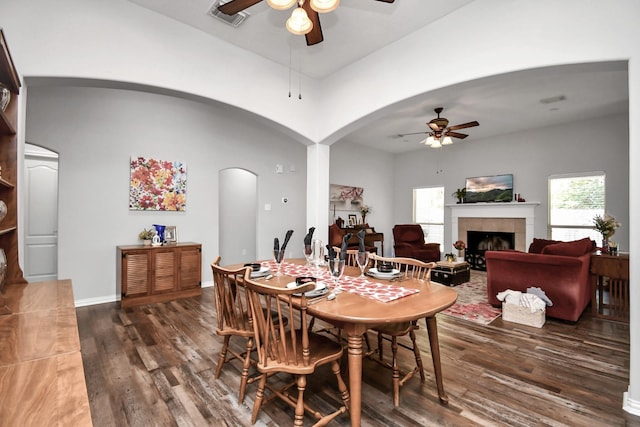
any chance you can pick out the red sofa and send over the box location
[485,237,595,322]
[392,224,441,263]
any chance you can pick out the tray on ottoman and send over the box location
[431,261,471,286]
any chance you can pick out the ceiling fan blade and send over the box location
[428,122,441,131]
[375,0,396,2]
[398,131,428,137]
[447,131,468,139]
[302,1,324,45]
[218,0,262,15]
[448,121,479,131]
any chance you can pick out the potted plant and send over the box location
[452,188,466,204]
[592,213,620,250]
[444,252,456,262]
[138,228,156,245]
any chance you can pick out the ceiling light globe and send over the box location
[425,136,436,146]
[310,0,339,13]
[442,136,453,145]
[286,7,313,35]
[430,139,442,148]
[267,0,297,10]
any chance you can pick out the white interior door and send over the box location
[23,144,59,282]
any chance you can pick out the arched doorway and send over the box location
[218,168,257,265]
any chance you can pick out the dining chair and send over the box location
[243,270,350,426]
[332,247,359,267]
[367,253,437,407]
[211,261,260,404]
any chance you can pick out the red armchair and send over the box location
[392,224,441,263]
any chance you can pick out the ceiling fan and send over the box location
[399,107,479,148]
[217,0,395,46]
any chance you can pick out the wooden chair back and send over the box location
[369,253,436,280]
[332,247,359,267]
[211,263,253,338]
[243,272,316,370]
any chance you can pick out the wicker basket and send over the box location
[502,303,545,328]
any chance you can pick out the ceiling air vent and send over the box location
[207,0,249,28]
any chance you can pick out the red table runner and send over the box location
[263,261,419,303]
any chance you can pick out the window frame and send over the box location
[547,171,605,241]
[413,186,444,251]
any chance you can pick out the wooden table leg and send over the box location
[425,316,448,405]
[345,329,364,426]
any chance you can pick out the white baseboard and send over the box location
[74,294,119,307]
[74,282,214,307]
[623,390,640,416]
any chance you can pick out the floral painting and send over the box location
[129,157,187,211]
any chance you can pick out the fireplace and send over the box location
[449,202,539,267]
[465,230,515,270]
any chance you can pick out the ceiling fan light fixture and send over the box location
[267,0,297,10]
[442,136,453,145]
[430,139,442,148]
[286,7,313,35]
[425,135,436,146]
[310,0,339,13]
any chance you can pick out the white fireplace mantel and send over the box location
[449,202,540,250]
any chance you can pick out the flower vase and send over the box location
[458,249,464,258]
[602,237,609,252]
[361,214,366,224]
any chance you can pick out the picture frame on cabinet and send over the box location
[164,226,177,244]
[348,214,357,226]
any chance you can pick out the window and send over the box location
[413,186,444,251]
[548,172,605,242]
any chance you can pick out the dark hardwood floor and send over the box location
[76,286,640,426]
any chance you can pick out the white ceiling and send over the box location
[128,0,629,153]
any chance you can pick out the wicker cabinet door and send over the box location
[152,250,177,293]
[178,246,201,290]
[123,252,150,297]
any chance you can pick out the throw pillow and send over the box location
[528,238,560,254]
[541,237,594,257]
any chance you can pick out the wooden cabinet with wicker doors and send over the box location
[117,242,202,307]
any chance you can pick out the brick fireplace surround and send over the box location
[449,202,539,252]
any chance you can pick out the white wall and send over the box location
[390,113,630,253]
[329,142,395,255]
[24,86,307,303]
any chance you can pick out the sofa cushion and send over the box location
[528,238,560,254]
[541,238,594,257]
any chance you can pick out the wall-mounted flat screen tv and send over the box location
[465,174,513,203]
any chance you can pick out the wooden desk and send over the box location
[590,252,629,321]
[0,280,93,426]
[228,259,457,426]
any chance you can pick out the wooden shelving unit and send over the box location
[0,28,26,304]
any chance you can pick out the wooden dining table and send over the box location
[227,259,458,427]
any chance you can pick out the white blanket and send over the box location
[496,290,546,313]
